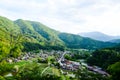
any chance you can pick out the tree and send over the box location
[87,49,120,69]
[9,32,24,58]
[64,54,71,60]
[15,63,43,80]
[0,60,13,75]
[0,28,24,60]
[107,61,120,80]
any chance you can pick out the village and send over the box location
[6,50,109,77]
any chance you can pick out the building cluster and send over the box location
[7,52,36,63]
[61,59,80,71]
[7,50,65,63]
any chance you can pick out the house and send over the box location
[60,59,80,71]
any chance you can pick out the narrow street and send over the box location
[58,51,66,66]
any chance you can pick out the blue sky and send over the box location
[0,0,120,36]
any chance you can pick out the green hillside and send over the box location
[0,16,117,53]
[14,19,65,51]
[58,33,116,49]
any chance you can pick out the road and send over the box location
[41,51,67,76]
[58,51,67,66]
[41,66,50,76]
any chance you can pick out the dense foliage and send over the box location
[107,61,120,80]
[64,49,91,61]
[87,48,120,69]
[87,45,120,80]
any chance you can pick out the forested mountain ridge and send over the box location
[0,16,117,52]
[58,33,116,49]
[15,19,66,49]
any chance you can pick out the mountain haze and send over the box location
[79,31,120,41]
[109,39,120,43]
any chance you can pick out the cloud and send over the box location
[0,0,120,35]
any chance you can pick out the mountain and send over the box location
[14,19,64,43]
[109,39,120,43]
[0,16,65,51]
[59,33,116,49]
[0,16,117,52]
[79,31,120,41]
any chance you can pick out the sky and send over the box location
[0,0,120,36]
